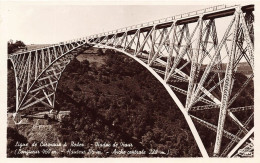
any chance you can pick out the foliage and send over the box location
[8,40,26,54]
[55,50,201,157]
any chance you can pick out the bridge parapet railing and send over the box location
[86,4,238,39]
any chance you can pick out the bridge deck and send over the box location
[8,4,254,57]
[90,4,254,40]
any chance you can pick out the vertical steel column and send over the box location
[239,9,254,69]
[213,7,240,156]
[164,23,177,80]
[186,16,203,109]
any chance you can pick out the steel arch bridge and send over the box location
[8,5,254,157]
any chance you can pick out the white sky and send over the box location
[1,2,213,44]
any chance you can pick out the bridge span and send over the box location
[8,4,254,157]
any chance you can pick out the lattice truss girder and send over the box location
[90,6,254,157]
[8,5,254,157]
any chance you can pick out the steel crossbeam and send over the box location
[221,112,253,157]
[190,115,242,142]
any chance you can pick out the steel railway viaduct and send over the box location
[8,4,254,157]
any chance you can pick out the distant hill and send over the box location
[200,62,252,77]
[26,44,52,50]
[12,44,52,54]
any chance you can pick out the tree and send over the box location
[97,48,104,55]
[8,40,26,54]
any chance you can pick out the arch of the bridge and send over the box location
[8,5,254,157]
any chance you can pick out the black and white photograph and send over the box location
[1,0,257,161]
